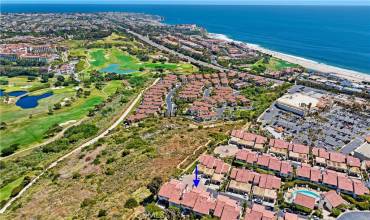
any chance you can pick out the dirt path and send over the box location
[0,78,160,214]
[176,140,211,170]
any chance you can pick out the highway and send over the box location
[124,29,228,72]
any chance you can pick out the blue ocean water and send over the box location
[2,4,370,74]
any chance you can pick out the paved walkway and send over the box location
[0,78,159,214]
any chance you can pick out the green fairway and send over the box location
[0,177,24,203]
[102,80,123,95]
[0,87,76,123]
[90,49,106,67]
[267,57,299,71]
[87,48,193,73]
[0,96,103,151]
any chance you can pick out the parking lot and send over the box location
[260,86,370,152]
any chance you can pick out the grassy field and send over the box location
[68,33,197,75]
[0,79,124,151]
[87,47,193,73]
[0,76,46,93]
[250,57,298,73]
[0,96,103,151]
[2,117,240,219]
[0,177,24,204]
[266,57,299,71]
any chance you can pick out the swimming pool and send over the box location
[291,189,321,201]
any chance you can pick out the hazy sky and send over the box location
[3,0,370,5]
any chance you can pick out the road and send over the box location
[122,28,286,86]
[0,78,159,214]
[340,136,365,154]
[123,29,228,72]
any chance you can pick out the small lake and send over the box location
[16,92,53,109]
[0,90,27,97]
[100,64,137,74]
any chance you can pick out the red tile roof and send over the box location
[313,147,330,159]
[193,193,216,215]
[323,190,345,208]
[158,179,186,204]
[322,170,338,186]
[230,168,258,183]
[338,176,353,192]
[330,152,346,163]
[258,174,281,190]
[231,130,267,144]
[352,179,369,195]
[346,156,361,167]
[296,164,311,179]
[310,168,322,182]
[269,139,290,149]
[236,149,251,161]
[214,195,241,220]
[294,193,316,210]
[257,154,271,167]
[244,204,275,220]
[284,212,299,220]
[247,151,258,164]
[290,144,309,154]
[180,189,199,208]
[199,155,230,174]
[280,161,293,175]
[268,157,282,172]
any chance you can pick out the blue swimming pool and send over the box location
[15,92,53,109]
[292,190,321,200]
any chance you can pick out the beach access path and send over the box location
[0,78,160,214]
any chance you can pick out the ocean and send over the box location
[2,4,370,74]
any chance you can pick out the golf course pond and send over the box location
[99,64,138,74]
[15,92,53,109]
[0,90,27,97]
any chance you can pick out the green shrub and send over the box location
[93,158,100,165]
[72,172,81,179]
[330,208,341,217]
[81,198,96,208]
[1,144,19,157]
[147,176,163,195]
[145,203,165,219]
[106,157,115,164]
[97,209,107,217]
[124,198,138,209]
[121,150,130,157]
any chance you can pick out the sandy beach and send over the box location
[208,33,370,83]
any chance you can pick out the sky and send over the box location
[2,0,370,5]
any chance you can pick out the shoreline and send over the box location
[208,33,370,83]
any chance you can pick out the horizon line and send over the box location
[2,2,370,6]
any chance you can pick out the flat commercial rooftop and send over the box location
[277,92,321,109]
[354,142,370,160]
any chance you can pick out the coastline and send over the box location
[208,33,370,83]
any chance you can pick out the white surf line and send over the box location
[0,78,160,214]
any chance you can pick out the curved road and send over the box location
[337,211,370,220]
[0,78,159,214]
